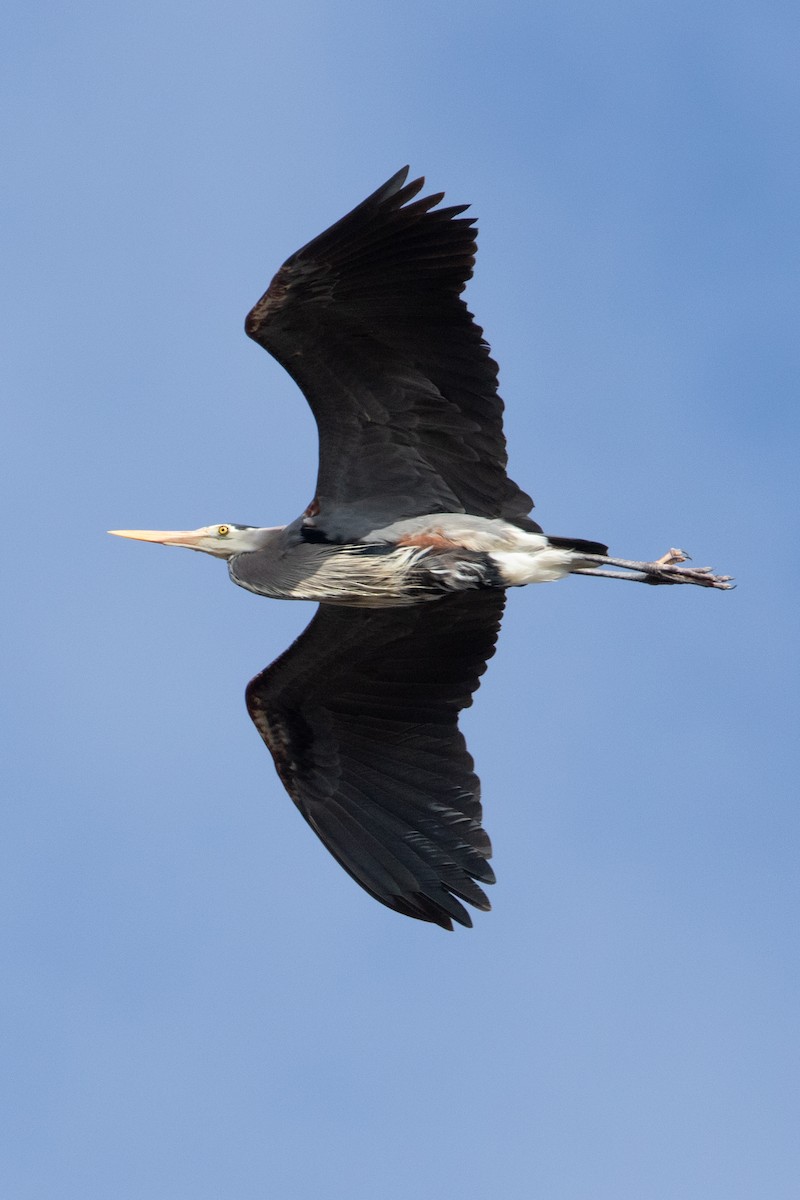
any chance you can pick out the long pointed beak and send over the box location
[108,527,211,547]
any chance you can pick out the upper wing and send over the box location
[245,167,537,539]
[245,590,505,929]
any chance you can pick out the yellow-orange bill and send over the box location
[107,528,207,546]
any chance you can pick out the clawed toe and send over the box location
[654,547,690,566]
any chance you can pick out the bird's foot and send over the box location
[572,549,734,589]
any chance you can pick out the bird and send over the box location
[110,167,731,930]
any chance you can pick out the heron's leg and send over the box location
[571,548,733,590]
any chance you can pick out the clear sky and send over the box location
[3,2,798,1197]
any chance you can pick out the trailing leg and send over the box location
[571,548,733,589]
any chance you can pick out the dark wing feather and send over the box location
[245,590,504,929]
[245,167,537,539]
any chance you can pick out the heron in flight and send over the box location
[111,168,731,929]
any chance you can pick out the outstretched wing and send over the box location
[245,590,504,929]
[245,167,537,539]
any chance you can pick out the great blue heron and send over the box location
[110,168,731,930]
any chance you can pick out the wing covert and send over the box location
[245,590,505,929]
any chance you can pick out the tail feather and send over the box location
[548,535,608,556]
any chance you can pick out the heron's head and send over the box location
[108,523,275,559]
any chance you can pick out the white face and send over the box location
[108,523,273,558]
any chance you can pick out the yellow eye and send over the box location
[217,525,230,537]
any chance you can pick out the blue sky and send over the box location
[3,2,798,1197]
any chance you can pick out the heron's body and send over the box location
[226,514,597,606]
[111,168,730,930]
